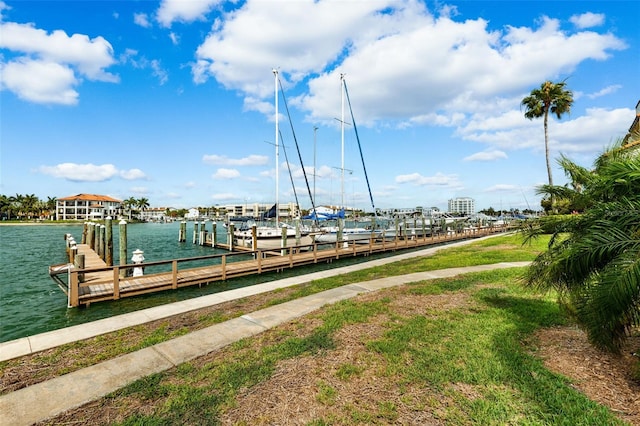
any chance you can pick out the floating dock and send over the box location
[50,226,510,307]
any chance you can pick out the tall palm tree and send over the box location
[521,136,639,352]
[22,194,39,219]
[123,197,137,220]
[136,197,150,212]
[521,80,574,209]
[46,196,57,220]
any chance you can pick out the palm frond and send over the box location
[575,254,640,352]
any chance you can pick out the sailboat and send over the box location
[314,74,381,244]
[233,70,312,250]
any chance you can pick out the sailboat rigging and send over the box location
[314,74,381,244]
[232,69,313,248]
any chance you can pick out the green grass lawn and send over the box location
[42,233,627,425]
[97,266,627,425]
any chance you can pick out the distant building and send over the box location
[56,193,122,221]
[448,197,475,215]
[218,202,301,220]
[185,208,200,220]
[139,207,173,222]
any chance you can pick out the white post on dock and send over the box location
[131,249,145,277]
[199,221,207,246]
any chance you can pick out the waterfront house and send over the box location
[56,194,122,221]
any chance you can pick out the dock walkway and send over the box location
[51,227,510,307]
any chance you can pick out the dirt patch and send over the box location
[219,313,443,425]
[534,326,640,425]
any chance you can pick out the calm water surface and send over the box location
[1,222,240,342]
[0,221,398,343]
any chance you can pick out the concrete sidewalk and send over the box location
[0,237,529,426]
[0,236,501,362]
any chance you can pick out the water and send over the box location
[0,221,404,343]
[0,222,222,342]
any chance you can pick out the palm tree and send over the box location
[521,136,640,352]
[22,194,39,219]
[45,196,57,220]
[123,197,137,220]
[521,80,573,209]
[136,197,150,212]
[10,194,25,219]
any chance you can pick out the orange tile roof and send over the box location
[58,193,122,203]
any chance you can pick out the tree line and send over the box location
[0,194,57,220]
[0,194,155,221]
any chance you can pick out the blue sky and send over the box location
[1,0,638,212]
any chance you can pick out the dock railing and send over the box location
[52,223,512,307]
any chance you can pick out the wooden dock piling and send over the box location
[50,224,512,308]
[179,221,186,242]
[105,217,113,266]
[119,220,127,279]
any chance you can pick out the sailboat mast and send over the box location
[273,68,279,224]
[340,73,345,211]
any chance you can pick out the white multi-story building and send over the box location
[448,197,475,215]
[218,202,301,220]
[56,193,122,221]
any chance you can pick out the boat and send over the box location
[232,70,313,250]
[312,74,382,245]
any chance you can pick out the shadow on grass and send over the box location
[479,290,626,425]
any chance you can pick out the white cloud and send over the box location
[150,59,168,85]
[120,51,169,85]
[0,21,118,104]
[1,59,78,104]
[570,12,605,29]
[188,1,625,127]
[38,163,147,182]
[133,12,151,28]
[212,168,241,179]
[0,1,10,18]
[156,0,221,27]
[39,163,119,182]
[459,104,633,156]
[395,172,462,189]
[169,32,179,45]
[463,150,508,162]
[585,84,622,99]
[203,154,268,166]
[120,168,147,180]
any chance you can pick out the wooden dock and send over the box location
[50,226,510,307]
